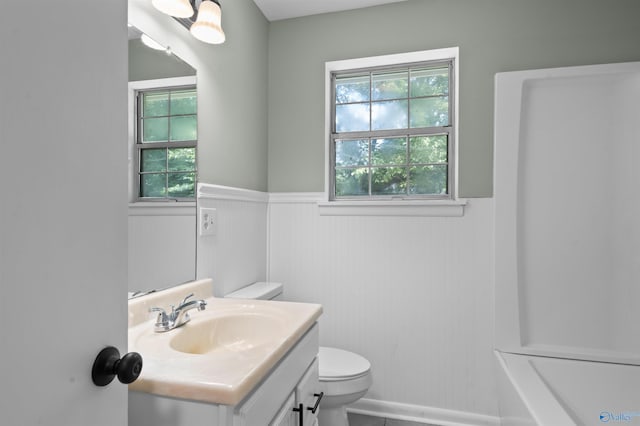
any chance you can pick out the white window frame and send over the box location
[128,76,197,206]
[322,48,465,216]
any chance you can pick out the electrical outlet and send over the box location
[199,207,217,236]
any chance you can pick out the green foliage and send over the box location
[168,172,196,198]
[141,174,166,198]
[333,65,451,197]
[139,147,196,198]
[334,134,449,197]
[141,89,197,143]
[138,87,197,199]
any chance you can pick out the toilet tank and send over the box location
[225,282,283,301]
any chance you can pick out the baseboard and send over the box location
[347,398,500,426]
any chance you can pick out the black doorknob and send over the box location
[92,346,143,387]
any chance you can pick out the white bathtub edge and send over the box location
[347,398,500,426]
[495,351,577,426]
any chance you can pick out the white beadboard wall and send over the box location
[193,184,498,422]
[268,195,498,421]
[128,204,196,293]
[196,183,269,297]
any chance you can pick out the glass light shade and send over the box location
[152,0,193,18]
[190,0,226,44]
[140,34,166,51]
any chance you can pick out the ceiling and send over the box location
[252,0,409,21]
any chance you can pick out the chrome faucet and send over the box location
[150,293,207,332]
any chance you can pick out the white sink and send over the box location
[168,312,286,355]
[127,279,322,405]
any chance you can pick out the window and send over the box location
[135,85,197,200]
[327,48,457,201]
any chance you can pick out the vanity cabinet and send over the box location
[270,358,320,426]
[270,393,297,426]
[129,324,321,426]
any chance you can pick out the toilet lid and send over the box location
[319,347,371,380]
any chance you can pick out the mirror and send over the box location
[127,23,198,297]
[128,26,196,81]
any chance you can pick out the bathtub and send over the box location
[495,351,640,426]
[494,61,640,426]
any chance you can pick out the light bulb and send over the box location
[140,34,166,51]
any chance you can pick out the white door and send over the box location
[0,1,129,425]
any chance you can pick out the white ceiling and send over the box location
[252,0,408,21]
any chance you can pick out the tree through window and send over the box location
[136,86,197,199]
[329,55,455,200]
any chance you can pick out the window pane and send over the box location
[143,92,169,117]
[142,117,169,142]
[372,71,407,101]
[410,67,449,97]
[409,165,447,195]
[336,103,370,132]
[140,173,166,197]
[170,90,197,115]
[335,74,370,104]
[371,167,407,195]
[372,100,408,130]
[170,115,197,141]
[141,148,166,172]
[410,96,448,128]
[331,58,453,201]
[168,173,196,198]
[336,139,369,166]
[168,148,196,172]
[335,168,369,196]
[410,135,447,164]
[372,137,406,165]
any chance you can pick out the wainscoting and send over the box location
[268,195,498,424]
[196,183,269,297]
[194,185,499,424]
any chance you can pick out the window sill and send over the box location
[317,199,466,217]
[128,201,196,216]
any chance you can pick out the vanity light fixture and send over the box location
[140,34,166,51]
[190,0,225,44]
[152,0,194,18]
[152,0,226,45]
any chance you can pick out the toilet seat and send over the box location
[319,347,371,381]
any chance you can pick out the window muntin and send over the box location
[136,87,197,200]
[330,61,453,200]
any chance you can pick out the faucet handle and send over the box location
[149,306,168,322]
[179,293,195,306]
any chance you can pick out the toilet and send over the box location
[225,282,372,426]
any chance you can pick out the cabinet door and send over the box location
[296,357,321,425]
[270,392,297,426]
[234,325,319,426]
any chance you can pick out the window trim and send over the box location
[128,76,197,203]
[324,48,460,208]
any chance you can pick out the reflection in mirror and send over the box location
[128,25,196,81]
[128,24,198,296]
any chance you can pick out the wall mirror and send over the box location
[127,22,198,297]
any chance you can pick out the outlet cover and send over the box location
[199,207,217,237]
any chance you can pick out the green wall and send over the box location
[129,38,196,81]
[130,0,270,192]
[196,0,270,191]
[267,0,640,197]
